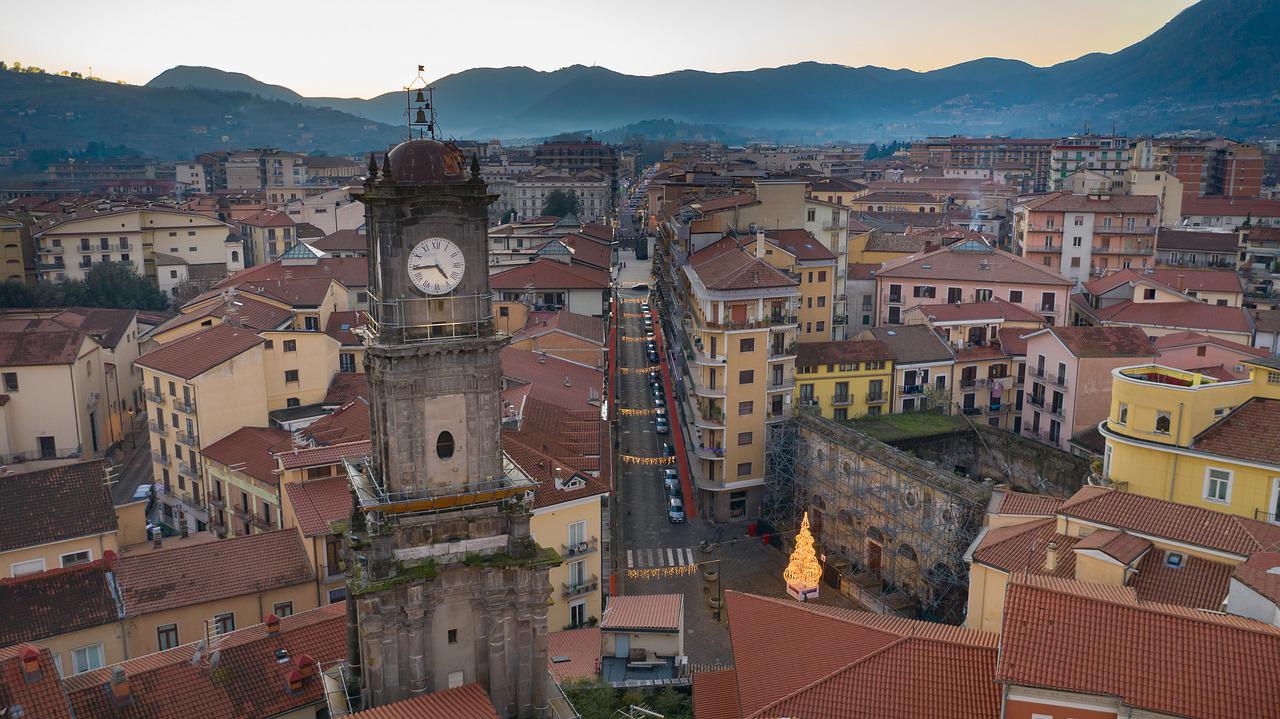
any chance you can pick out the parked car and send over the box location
[653,394,665,408]
[655,418,669,434]
[661,443,675,458]
[664,472,681,497]
[667,497,686,523]
[131,483,153,502]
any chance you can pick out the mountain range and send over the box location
[3,0,1278,162]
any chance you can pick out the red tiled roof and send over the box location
[135,324,264,379]
[1074,528,1152,565]
[692,669,741,719]
[200,426,291,484]
[1022,191,1158,214]
[237,208,294,227]
[311,229,367,252]
[502,433,607,510]
[156,295,292,335]
[726,592,998,719]
[232,277,340,308]
[325,372,368,405]
[214,256,368,291]
[286,476,353,537]
[1156,227,1240,253]
[0,645,74,718]
[1193,397,1280,467]
[1059,486,1280,557]
[1085,267,1243,296]
[0,558,120,647]
[546,627,601,683]
[1095,300,1254,334]
[1232,551,1280,605]
[0,459,117,553]
[1153,330,1268,356]
[301,399,371,445]
[692,193,759,213]
[795,339,894,366]
[1131,550,1232,609]
[277,440,370,471]
[997,576,1280,719]
[864,325,954,364]
[113,529,315,616]
[846,262,880,281]
[47,307,136,349]
[1032,325,1156,358]
[558,233,612,270]
[764,229,836,261]
[877,244,1071,286]
[692,248,797,292]
[995,491,1064,516]
[971,520,1078,578]
[599,594,682,632]
[64,603,346,719]
[0,327,85,365]
[501,348,603,413]
[325,310,369,347]
[1183,196,1280,217]
[911,298,1044,324]
[490,258,609,290]
[513,310,604,345]
[351,683,498,718]
[995,327,1029,356]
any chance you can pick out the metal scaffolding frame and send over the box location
[765,413,989,623]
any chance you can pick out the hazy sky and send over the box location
[4,0,1198,97]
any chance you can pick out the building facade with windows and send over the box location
[1050,135,1132,191]
[794,340,895,422]
[1014,192,1159,284]
[1099,358,1280,522]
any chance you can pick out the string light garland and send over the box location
[622,312,649,318]
[618,367,658,375]
[618,408,658,416]
[627,565,699,580]
[621,336,651,343]
[619,454,675,465]
[620,297,647,303]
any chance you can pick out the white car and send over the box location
[131,483,154,502]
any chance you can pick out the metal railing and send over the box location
[365,290,496,345]
[176,431,199,448]
[174,398,197,414]
[144,389,165,405]
[561,537,599,558]
[562,574,599,599]
[151,451,170,466]
[0,446,82,464]
[178,461,200,479]
[865,392,887,404]
[830,395,853,407]
[148,421,166,435]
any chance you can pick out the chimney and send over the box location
[296,654,317,679]
[1176,274,1185,292]
[285,668,306,695]
[103,549,117,570]
[563,376,572,387]
[1045,541,1058,572]
[19,646,41,683]
[265,613,281,636]
[755,230,766,259]
[108,666,134,708]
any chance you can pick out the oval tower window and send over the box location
[436,431,455,460]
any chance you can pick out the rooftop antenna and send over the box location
[405,65,437,141]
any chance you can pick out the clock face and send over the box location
[407,237,466,295]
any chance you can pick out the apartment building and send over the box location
[1073,268,1254,345]
[283,186,363,235]
[1015,192,1160,284]
[1050,135,1131,191]
[0,210,34,283]
[490,258,611,317]
[1154,228,1239,269]
[226,149,309,195]
[237,209,298,266]
[1020,326,1156,450]
[915,137,1056,192]
[875,240,1074,326]
[515,169,611,223]
[675,239,800,521]
[1181,196,1280,229]
[1134,137,1263,199]
[861,325,955,413]
[759,229,837,341]
[281,475,354,606]
[201,426,292,538]
[1128,167,1184,226]
[1099,357,1280,521]
[32,205,233,283]
[534,137,619,194]
[135,323,339,533]
[846,191,948,214]
[794,340,894,421]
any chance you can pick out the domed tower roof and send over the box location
[385,139,469,185]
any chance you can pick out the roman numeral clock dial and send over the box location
[407,237,465,295]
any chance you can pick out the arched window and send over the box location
[1154,412,1171,434]
[897,543,918,563]
[436,431,455,459]
[231,250,240,262]
[866,526,883,543]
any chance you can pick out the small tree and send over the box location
[541,189,582,218]
[83,261,169,310]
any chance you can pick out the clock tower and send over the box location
[340,134,556,718]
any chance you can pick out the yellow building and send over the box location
[1099,358,1280,521]
[759,229,837,342]
[847,191,948,214]
[525,463,609,631]
[32,206,232,283]
[135,323,340,533]
[0,211,33,283]
[674,237,800,521]
[282,474,357,606]
[965,484,1279,633]
[795,340,894,422]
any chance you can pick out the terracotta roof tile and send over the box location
[1074,529,1152,565]
[0,645,74,718]
[997,577,1280,719]
[0,328,85,365]
[1023,191,1158,214]
[692,669,741,719]
[1095,300,1254,334]
[0,460,117,553]
[48,307,136,349]
[0,558,120,647]
[846,262,880,281]
[1131,550,1231,608]
[501,348,603,413]
[1035,325,1157,358]
[599,594,682,632]
[513,310,605,345]
[995,327,1029,356]
[351,683,498,718]
[1231,551,1280,605]
[877,243,1071,286]
[286,476,354,537]
[135,324,264,379]
[325,311,369,347]
[1193,397,1280,467]
[200,426,292,485]
[971,520,1078,578]
[795,339,894,366]
[1182,196,1280,217]
[215,257,368,291]
[1085,267,1243,296]
[911,298,1044,324]
[113,529,314,616]
[490,258,609,290]
[325,372,368,405]
[311,229,367,252]
[302,399,371,445]
[546,628,601,683]
[994,491,1064,516]
[863,232,928,253]
[764,229,836,261]
[692,194,759,213]
[864,325,953,364]
[1155,227,1240,253]
[1153,330,1268,356]
[157,295,292,335]
[1059,486,1280,557]
[277,440,371,471]
[689,247,797,291]
[64,603,346,719]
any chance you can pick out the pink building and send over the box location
[875,240,1074,327]
[1153,331,1268,380]
[1020,326,1156,450]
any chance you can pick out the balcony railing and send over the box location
[1049,404,1065,418]
[865,392,887,404]
[151,451,170,466]
[207,495,226,509]
[1028,395,1045,409]
[561,537,599,558]
[830,395,853,407]
[0,446,82,464]
[144,389,165,405]
[1048,373,1069,388]
[174,398,197,414]
[693,444,726,460]
[1034,245,1064,253]
[321,563,345,581]
[178,461,200,479]
[961,407,983,416]
[899,384,925,395]
[562,574,599,599]
[37,244,64,254]
[176,431,199,448]
[148,421,166,435]
[1038,304,1056,313]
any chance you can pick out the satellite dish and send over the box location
[209,650,221,669]
[190,640,206,666]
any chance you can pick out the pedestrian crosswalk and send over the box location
[626,547,696,569]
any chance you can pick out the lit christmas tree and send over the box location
[784,511,822,601]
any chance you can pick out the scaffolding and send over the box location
[765,413,990,624]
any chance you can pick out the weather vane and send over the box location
[405,64,437,141]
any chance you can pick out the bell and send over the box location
[414,108,427,124]
[415,89,425,103]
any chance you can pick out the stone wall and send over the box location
[892,424,1090,497]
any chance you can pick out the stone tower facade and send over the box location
[342,139,556,718]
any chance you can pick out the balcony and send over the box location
[899,384,925,396]
[1049,404,1065,418]
[830,395,853,407]
[178,461,200,479]
[1047,373,1069,388]
[0,446,82,464]
[176,431,199,448]
[959,378,987,390]
[562,574,599,599]
[207,495,226,510]
[822,219,847,230]
[1038,304,1057,313]
[144,389,165,405]
[686,397,725,429]
[148,421,166,435]
[562,537,600,558]
[887,294,903,305]
[768,315,799,329]
[1026,225,1063,233]
[232,505,253,523]
[1028,395,1046,409]
[37,262,66,272]
[151,451,170,466]
[37,245,64,254]
[961,407,983,416]
[769,342,798,360]
[692,444,726,460]
[1033,245,1063,253]
[174,398,197,414]
[689,372,726,399]
[865,392,887,404]
[1030,367,1046,380]
[320,563,345,581]
[767,376,794,393]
